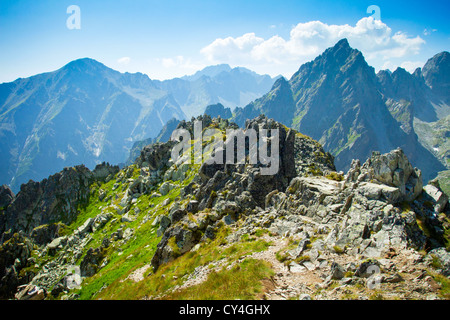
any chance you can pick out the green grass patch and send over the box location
[96,226,271,300]
[325,172,344,181]
[165,258,274,300]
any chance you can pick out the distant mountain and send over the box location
[0,58,185,192]
[232,39,449,182]
[0,60,275,191]
[161,64,276,118]
[203,103,232,119]
[125,117,180,166]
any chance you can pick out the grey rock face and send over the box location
[349,148,423,203]
[0,185,14,209]
[0,233,34,299]
[423,184,449,213]
[80,247,106,277]
[426,247,450,276]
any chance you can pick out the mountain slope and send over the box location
[0,59,185,192]
[0,115,449,301]
[0,61,276,192]
[232,39,448,182]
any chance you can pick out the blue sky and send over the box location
[0,0,449,83]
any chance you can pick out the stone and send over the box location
[426,247,450,276]
[170,209,187,224]
[357,182,402,204]
[80,247,106,277]
[77,218,94,235]
[289,239,310,258]
[302,261,317,271]
[121,213,133,223]
[423,184,449,213]
[289,262,306,273]
[384,273,404,283]
[47,236,67,255]
[354,260,381,278]
[0,185,14,209]
[329,262,345,280]
[214,200,239,215]
[157,215,171,237]
[159,182,175,196]
[15,284,46,300]
[186,200,199,213]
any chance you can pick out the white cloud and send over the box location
[117,57,131,65]
[381,60,424,73]
[161,55,185,68]
[400,61,424,73]
[152,56,207,79]
[200,17,425,77]
[423,28,437,36]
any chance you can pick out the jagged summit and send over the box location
[182,63,232,79]
[232,39,447,182]
[422,51,450,101]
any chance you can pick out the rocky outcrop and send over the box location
[204,103,232,119]
[80,247,107,277]
[1,114,448,301]
[0,233,34,299]
[0,163,119,240]
[346,148,423,203]
[0,185,14,209]
[151,115,337,271]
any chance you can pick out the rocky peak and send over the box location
[0,185,14,209]
[422,51,450,102]
[61,58,109,74]
[204,103,232,119]
[346,148,423,203]
[0,163,119,241]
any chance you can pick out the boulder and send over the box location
[354,259,381,278]
[186,200,199,213]
[77,218,94,235]
[427,247,450,276]
[15,284,46,300]
[80,247,106,277]
[353,148,423,202]
[47,236,67,255]
[329,262,346,280]
[423,184,448,213]
[159,181,176,196]
[157,215,171,237]
[0,185,14,209]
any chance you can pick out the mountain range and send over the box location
[0,61,276,192]
[1,115,449,301]
[229,39,450,183]
[0,39,448,192]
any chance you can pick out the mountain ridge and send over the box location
[0,60,276,192]
[0,114,449,301]
[230,39,449,183]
